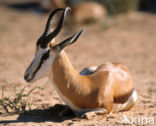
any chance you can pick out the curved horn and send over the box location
[37,7,71,48]
[44,8,64,37]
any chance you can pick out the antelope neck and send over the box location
[50,50,88,96]
[49,51,91,111]
[52,50,79,82]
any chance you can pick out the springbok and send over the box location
[40,0,105,24]
[72,1,106,24]
[24,7,137,117]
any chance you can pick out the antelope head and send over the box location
[24,7,83,83]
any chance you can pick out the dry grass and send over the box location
[0,86,42,115]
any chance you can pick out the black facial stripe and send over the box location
[28,60,34,70]
[31,50,50,79]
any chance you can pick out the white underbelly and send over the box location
[48,75,84,112]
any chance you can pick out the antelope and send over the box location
[24,7,137,117]
[39,0,105,24]
[71,1,106,24]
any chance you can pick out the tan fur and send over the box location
[51,50,135,113]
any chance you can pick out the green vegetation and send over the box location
[80,0,139,15]
[101,0,139,15]
[0,86,42,115]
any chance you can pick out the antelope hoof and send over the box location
[80,112,96,119]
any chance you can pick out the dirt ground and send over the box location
[0,1,156,126]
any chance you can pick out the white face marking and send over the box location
[24,47,55,82]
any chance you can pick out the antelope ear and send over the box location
[58,29,84,51]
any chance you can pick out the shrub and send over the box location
[76,0,139,15]
[0,86,42,115]
[98,0,140,15]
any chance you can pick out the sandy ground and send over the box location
[0,1,156,126]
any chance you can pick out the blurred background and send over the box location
[0,0,156,125]
[0,0,156,24]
